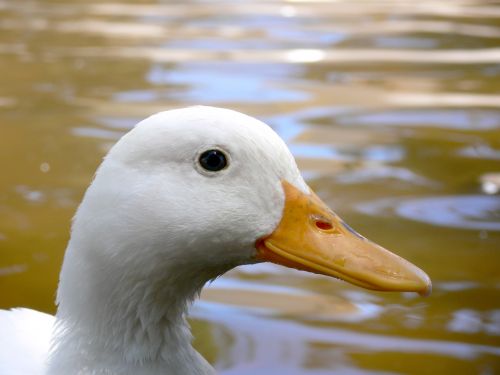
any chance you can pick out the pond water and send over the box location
[0,1,499,374]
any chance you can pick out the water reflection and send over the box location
[448,309,500,335]
[459,145,500,160]
[358,195,500,231]
[336,166,434,186]
[1,0,499,373]
[144,64,307,103]
[201,277,383,322]
[340,109,500,130]
[191,301,500,374]
[480,173,500,195]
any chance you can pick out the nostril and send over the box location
[314,219,333,231]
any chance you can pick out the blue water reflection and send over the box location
[144,63,308,103]
[339,109,500,130]
[358,195,500,231]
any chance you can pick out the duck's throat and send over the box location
[48,248,215,375]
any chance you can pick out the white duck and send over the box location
[0,106,431,375]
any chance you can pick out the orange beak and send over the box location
[256,181,431,296]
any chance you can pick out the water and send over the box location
[0,1,499,373]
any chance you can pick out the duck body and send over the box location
[0,106,430,374]
[0,309,53,375]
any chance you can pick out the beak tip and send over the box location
[418,281,432,297]
[415,270,432,297]
[403,259,432,297]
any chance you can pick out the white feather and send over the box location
[0,309,54,375]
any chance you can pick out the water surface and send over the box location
[0,1,499,373]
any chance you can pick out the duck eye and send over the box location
[198,149,228,172]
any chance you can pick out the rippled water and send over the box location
[1,1,499,373]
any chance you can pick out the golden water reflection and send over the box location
[0,0,499,373]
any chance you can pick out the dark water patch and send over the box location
[374,36,438,49]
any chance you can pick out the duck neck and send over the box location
[48,242,216,375]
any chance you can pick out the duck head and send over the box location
[61,106,430,305]
[51,106,431,372]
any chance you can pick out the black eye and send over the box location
[199,149,228,172]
